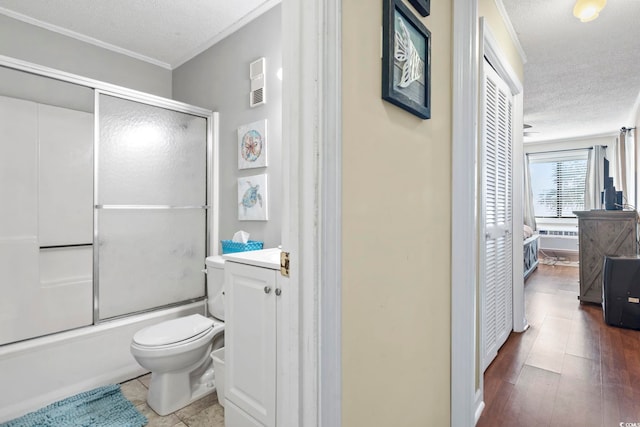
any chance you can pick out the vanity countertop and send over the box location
[222,247,281,270]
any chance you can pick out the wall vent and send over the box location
[538,230,578,237]
[250,57,266,107]
[538,229,579,252]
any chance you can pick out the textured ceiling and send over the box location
[501,0,640,142]
[1,0,638,143]
[0,0,276,69]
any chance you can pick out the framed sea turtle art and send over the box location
[237,119,268,170]
[237,174,268,221]
[382,0,431,119]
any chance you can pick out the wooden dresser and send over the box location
[574,210,639,303]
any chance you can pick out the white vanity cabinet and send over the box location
[223,249,282,427]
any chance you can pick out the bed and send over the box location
[523,225,539,280]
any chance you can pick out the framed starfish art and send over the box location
[237,119,267,170]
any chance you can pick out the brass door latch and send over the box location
[280,251,290,277]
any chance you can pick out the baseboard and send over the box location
[474,388,485,424]
[538,248,579,262]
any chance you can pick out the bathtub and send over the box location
[0,301,205,422]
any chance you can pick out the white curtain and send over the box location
[584,145,607,210]
[610,129,636,208]
[523,154,537,230]
[631,129,638,208]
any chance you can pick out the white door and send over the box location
[225,261,277,427]
[480,58,514,371]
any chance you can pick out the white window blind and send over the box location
[528,151,588,218]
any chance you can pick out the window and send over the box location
[528,151,589,218]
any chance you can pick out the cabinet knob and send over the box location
[264,286,272,294]
[275,288,282,296]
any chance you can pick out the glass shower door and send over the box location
[96,93,208,320]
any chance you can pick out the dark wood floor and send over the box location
[477,264,640,427]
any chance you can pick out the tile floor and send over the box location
[120,374,224,427]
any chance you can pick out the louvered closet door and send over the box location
[480,58,513,371]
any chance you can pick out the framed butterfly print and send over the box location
[382,0,431,119]
[237,119,268,170]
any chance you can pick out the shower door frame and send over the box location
[93,89,215,322]
[0,55,218,326]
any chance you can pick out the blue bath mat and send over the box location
[1,384,147,427]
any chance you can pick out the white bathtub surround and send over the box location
[0,302,204,423]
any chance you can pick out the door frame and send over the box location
[281,0,342,425]
[476,17,525,421]
[451,8,526,424]
[451,0,480,425]
[480,21,526,337]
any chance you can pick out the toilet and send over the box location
[130,255,226,415]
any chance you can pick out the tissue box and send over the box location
[221,240,264,254]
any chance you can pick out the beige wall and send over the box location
[341,0,452,425]
[479,0,524,82]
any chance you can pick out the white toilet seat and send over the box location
[133,326,214,350]
[131,314,224,357]
[133,314,215,347]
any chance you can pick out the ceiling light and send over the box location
[573,0,606,22]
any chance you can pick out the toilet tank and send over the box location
[205,256,225,320]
